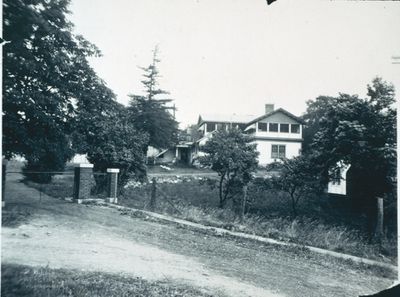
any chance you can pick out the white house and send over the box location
[244,105,304,166]
[194,104,304,166]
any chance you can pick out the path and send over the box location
[1,175,394,297]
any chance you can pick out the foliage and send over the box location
[128,47,178,152]
[80,108,149,190]
[302,78,396,235]
[64,66,149,189]
[268,155,324,217]
[2,0,104,181]
[198,129,259,208]
[121,179,397,262]
[22,135,73,183]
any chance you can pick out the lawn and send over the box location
[1,264,220,297]
[120,177,397,263]
[147,164,215,174]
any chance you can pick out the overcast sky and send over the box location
[69,0,400,127]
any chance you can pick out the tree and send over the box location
[128,47,178,153]
[2,0,104,180]
[70,83,149,190]
[268,155,324,217]
[83,108,148,190]
[199,129,259,208]
[302,78,396,233]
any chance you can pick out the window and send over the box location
[271,145,286,159]
[291,124,300,134]
[216,123,227,131]
[258,122,268,131]
[207,123,216,132]
[269,123,279,132]
[280,124,289,133]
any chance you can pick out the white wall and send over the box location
[327,181,347,196]
[327,165,350,196]
[71,154,89,164]
[255,140,302,166]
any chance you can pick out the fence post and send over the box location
[73,163,93,204]
[2,161,6,207]
[106,168,119,203]
[149,177,157,212]
[375,196,384,243]
[240,185,248,223]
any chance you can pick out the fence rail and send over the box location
[2,165,119,206]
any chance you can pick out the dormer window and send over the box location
[280,124,289,133]
[291,124,300,134]
[258,122,268,131]
[269,123,279,132]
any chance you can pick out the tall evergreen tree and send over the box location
[128,47,178,153]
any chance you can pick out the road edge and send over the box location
[93,201,398,274]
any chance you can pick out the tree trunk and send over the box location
[149,177,157,211]
[239,185,247,223]
[290,194,298,217]
[218,174,225,208]
[374,197,384,243]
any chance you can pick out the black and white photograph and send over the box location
[1,0,399,296]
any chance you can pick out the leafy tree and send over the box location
[268,155,324,217]
[128,47,178,153]
[302,78,396,232]
[82,108,149,190]
[199,129,259,208]
[70,82,149,190]
[2,0,103,180]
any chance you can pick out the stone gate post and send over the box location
[106,168,119,203]
[73,163,93,203]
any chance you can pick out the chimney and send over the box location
[265,104,274,114]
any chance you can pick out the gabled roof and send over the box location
[246,108,305,126]
[198,114,256,126]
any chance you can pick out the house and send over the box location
[244,104,304,166]
[194,104,304,166]
[148,128,197,165]
[197,113,256,139]
[192,113,256,161]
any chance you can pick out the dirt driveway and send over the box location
[1,175,395,297]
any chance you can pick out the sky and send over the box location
[68,0,400,128]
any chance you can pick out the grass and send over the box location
[147,164,214,174]
[1,264,220,297]
[24,175,75,199]
[2,205,33,227]
[120,179,397,263]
